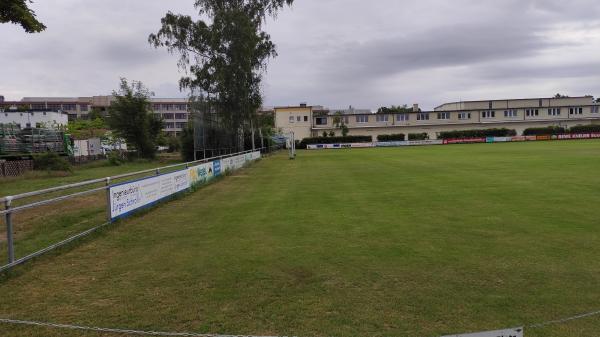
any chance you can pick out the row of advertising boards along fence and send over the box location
[306,133,600,149]
[109,151,261,221]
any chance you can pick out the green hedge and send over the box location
[523,126,566,136]
[438,128,516,139]
[33,152,72,172]
[377,134,405,142]
[569,125,600,133]
[300,135,372,146]
[408,133,429,140]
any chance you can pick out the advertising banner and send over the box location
[188,162,214,186]
[444,138,486,144]
[306,143,375,149]
[493,137,512,142]
[376,141,409,147]
[109,169,190,220]
[407,140,444,146]
[536,135,551,141]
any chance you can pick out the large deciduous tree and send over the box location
[148,0,293,152]
[107,79,164,159]
[0,0,46,33]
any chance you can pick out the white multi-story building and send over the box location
[0,109,68,129]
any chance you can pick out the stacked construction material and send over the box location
[0,123,21,154]
[0,125,67,156]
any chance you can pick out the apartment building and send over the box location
[275,96,600,140]
[0,96,190,136]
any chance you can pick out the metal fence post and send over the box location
[155,168,160,176]
[4,196,14,264]
[105,177,111,222]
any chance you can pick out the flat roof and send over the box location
[436,96,594,109]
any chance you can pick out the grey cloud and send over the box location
[1,0,599,110]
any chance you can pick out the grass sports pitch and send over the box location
[1,140,600,337]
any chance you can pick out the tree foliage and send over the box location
[377,104,415,113]
[0,0,46,33]
[149,0,293,151]
[332,111,349,136]
[107,79,164,159]
[67,117,108,140]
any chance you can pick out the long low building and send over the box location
[275,96,600,140]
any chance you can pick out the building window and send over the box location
[31,103,45,110]
[481,110,495,118]
[547,108,561,116]
[315,117,327,125]
[396,114,408,121]
[504,109,518,118]
[62,103,76,111]
[175,113,187,119]
[343,116,349,124]
[488,101,493,109]
[376,114,389,122]
[570,107,583,115]
[458,112,471,120]
[356,115,369,123]
[592,106,599,114]
[163,113,174,120]
[437,112,450,120]
[47,104,61,110]
[416,113,429,121]
[526,109,539,117]
[80,105,89,112]
[304,116,308,122]
[296,116,301,122]
[175,122,187,128]
[165,122,175,128]
[289,116,294,123]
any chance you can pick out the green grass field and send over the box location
[1,141,600,337]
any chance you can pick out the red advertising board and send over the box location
[444,138,486,144]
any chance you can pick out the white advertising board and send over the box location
[376,141,409,147]
[408,140,444,146]
[441,327,523,337]
[306,143,375,150]
[109,169,190,220]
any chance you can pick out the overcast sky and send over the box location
[1,0,599,110]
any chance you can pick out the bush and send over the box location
[377,134,405,142]
[523,126,566,136]
[299,135,372,148]
[408,133,429,140]
[33,152,72,172]
[438,128,516,139]
[569,124,600,133]
[107,151,125,166]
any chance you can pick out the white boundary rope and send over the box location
[0,318,285,337]
[2,309,600,337]
[528,309,600,328]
